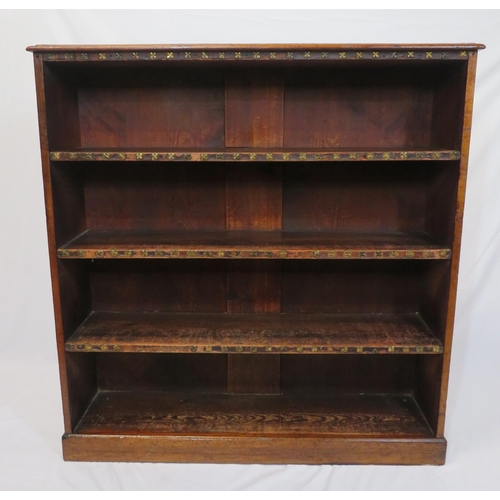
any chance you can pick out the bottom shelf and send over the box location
[66,389,444,464]
[75,389,433,437]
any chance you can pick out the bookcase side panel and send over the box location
[435,51,480,437]
[43,63,81,151]
[34,56,95,433]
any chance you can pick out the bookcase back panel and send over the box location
[283,65,435,149]
[84,163,226,230]
[76,162,458,238]
[93,353,415,395]
[226,164,283,230]
[44,60,466,151]
[281,260,423,314]
[225,69,284,148]
[226,261,281,313]
[97,353,228,391]
[77,67,225,148]
[83,256,451,321]
[280,354,415,393]
[283,163,435,232]
[90,260,227,313]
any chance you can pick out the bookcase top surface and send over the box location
[26,43,485,52]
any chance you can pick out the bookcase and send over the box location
[28,43,484,465]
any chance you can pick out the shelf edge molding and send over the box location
[50,150,461,162]
[57,247,451,260]
[66,343,443,355]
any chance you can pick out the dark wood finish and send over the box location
[73,390,433,438]
[33,54,76,434]
[280,355,415,393]
[226,261,282,311]
[97,354,227,392]
[84,163,226,231]
[226,164,282,394]
[66,312,442,354]
[226,165,283,231]
[415,355,443,435]
[283,162,432,233]
[225,71,283,148]
[284,66,434,149]
[57,229,451,260]
[435,51,480,438]
[78,67,224,149]
[30,43,483,465]
[90,260,226,313]
[43,64,80,151]
[62,434,447,465]
[281,260,423,314]
[430,63,469,150]
[227,355,281,394]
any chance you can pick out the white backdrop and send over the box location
[1,9,500,491]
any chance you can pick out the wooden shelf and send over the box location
[50,148,461,162]
[58,230,451,260]
[74,390,434,438]
[65,312,443,354]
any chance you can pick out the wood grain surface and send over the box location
[58,229,451,259]
[65,312,442,354]
[74,390,434,438]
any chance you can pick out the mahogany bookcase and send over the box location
[28,43,484,465]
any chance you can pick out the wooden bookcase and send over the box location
[28,44,484,465]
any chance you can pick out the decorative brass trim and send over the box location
[50,150,461,162]
[43,49,471,63]
[67,343,443,354]
[57,247,451,260]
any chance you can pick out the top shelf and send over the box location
[28,44,484,62]
[50,148,461,163]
